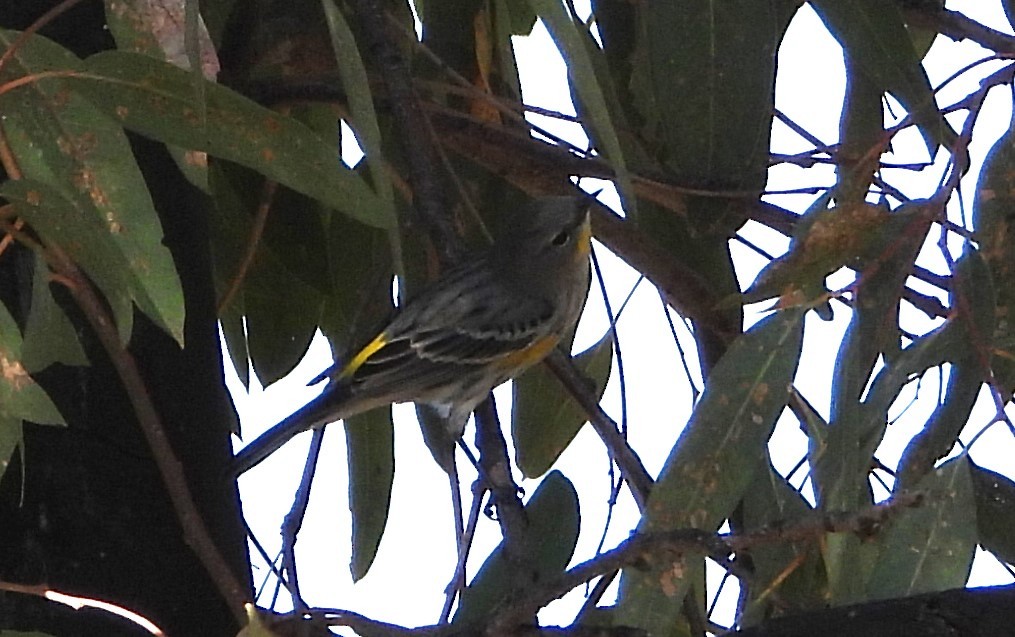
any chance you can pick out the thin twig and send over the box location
[489,493,926,629]
[280,426,327,612]
[350,0,457,261]
[440,479,487,623]
[473,397,528,558]
[0,0,88,74]
[0,580,167,636]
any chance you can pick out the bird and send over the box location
[228,194,594,477]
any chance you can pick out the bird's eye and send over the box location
[551,229,570,246]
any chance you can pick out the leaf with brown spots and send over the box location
[617,306,806,634]
[66,50,394,229]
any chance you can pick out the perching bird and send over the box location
[229,195,593,476]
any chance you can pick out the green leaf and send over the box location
[970,461,1015,564]
[616,307,806,635]
[809,0,952,155]
[345,406,394,581]
[63,50,393,229]
[321,0,396,215]
[244,264,323,386]
[0,298,66,479]
[21,253,88,372]
[897,250,993,488]
[454,470,580,624]
[741,463,827,625]
[104,0,219,192]
[813,203,935,516]
[1,180,137,344]
[866,456,976,599]
[529,0,636,213]
[613,0,795,193]
[512,332,613,478]
[0,31,185,344]
[206,162,327,386]
[973,117,1015,397]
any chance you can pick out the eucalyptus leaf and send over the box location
[64,51,393,229]
[512,332,613,478]
[346,406,394,581]
[617,307,806,636]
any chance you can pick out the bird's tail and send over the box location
[226,383,352,477]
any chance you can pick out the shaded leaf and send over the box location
[21,253,88,372]
[529,0,635,213]
[0,31,184,344]
[2,180,135,345]
[897,250,993,488]
[64,50,393,229]
[812,203,935,520]
[321,0,395,215]
[741,463,827,625]
[970,461,1015,564]
[512,332,613,478]
[454,471,580,624]
[0,298,66,480]
[244,264,323,386]
[973,115,1015,397]
[866,457,976,599]
[745,201,890,305]
[617,307,806,635]
[810,0,952,155]
[345,406,394,581]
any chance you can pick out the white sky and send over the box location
[230,1,1015,631]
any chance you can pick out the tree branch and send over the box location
[46,247,248,621]
[543,351,653,511]
[348,0,458,261]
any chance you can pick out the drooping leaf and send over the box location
[62,50,393,229]
[740,462,827,626]
[812,203,935,518]
[529,0,636,214]
[0,31,185,344]
[616,307,806,635]
[896,250,994,488]
[21,253,88,372]
[321,0,396,216]
[512,332,613,478]
[1,180,137,345]
[244,264,323,387]
[345,406,394,581]
[0,298,66,479]
[810,0,953,155]
[973,115,1015,397]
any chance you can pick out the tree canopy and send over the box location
[1,1,1014,636]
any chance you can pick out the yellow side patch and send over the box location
[575,218,592,261]
[498,334,560,372]
[339,332,389,379]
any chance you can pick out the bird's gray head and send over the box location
[494,195,593,299]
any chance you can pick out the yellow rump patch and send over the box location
[339,332,389,379]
